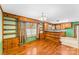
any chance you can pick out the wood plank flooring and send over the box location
[3,39,79,55]
[19,39,79,55]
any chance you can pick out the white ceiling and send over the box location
[1,4,79,23]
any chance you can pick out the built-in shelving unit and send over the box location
[3,17,18,39]
[3,13,20,55]
[39,22,44,39]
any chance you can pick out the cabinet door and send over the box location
[61,23,71,29]
[12,38,19,47]
[56,24,61,29]
[65,23,71,28]
[61,24,65,29]
[52,25,55,30]
[44,22,48,30]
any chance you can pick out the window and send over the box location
[3,17,18,39]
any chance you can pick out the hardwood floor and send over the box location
[3,39,79,55]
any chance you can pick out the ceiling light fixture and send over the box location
[39,12,47,21]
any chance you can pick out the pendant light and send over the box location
[39,12,47,22]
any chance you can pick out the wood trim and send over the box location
[4,24,16,26]
[18,16,39,23]
[36,23,39,39]
[74,24,79,38]
[3,12,18,19]
[3,33,17,35]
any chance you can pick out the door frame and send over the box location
[74,24,79,38]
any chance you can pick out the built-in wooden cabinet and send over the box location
[52,24,55,30]
[44,22,48,31]
[44,22,56,30]
[61,23,65,29]
[61,23,72,29]
[3,12,20,54]
[65,23,72,28]
[48,24,52,30]
[56,24,61,29]
[3,17,18,39]
[39,22,44,39]
[55,23,72,30]
[45,31,64,43]
[3,12,39,54]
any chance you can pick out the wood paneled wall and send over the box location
[18,16,39,23]
[3,12,40,54]
[3,12,20,54]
